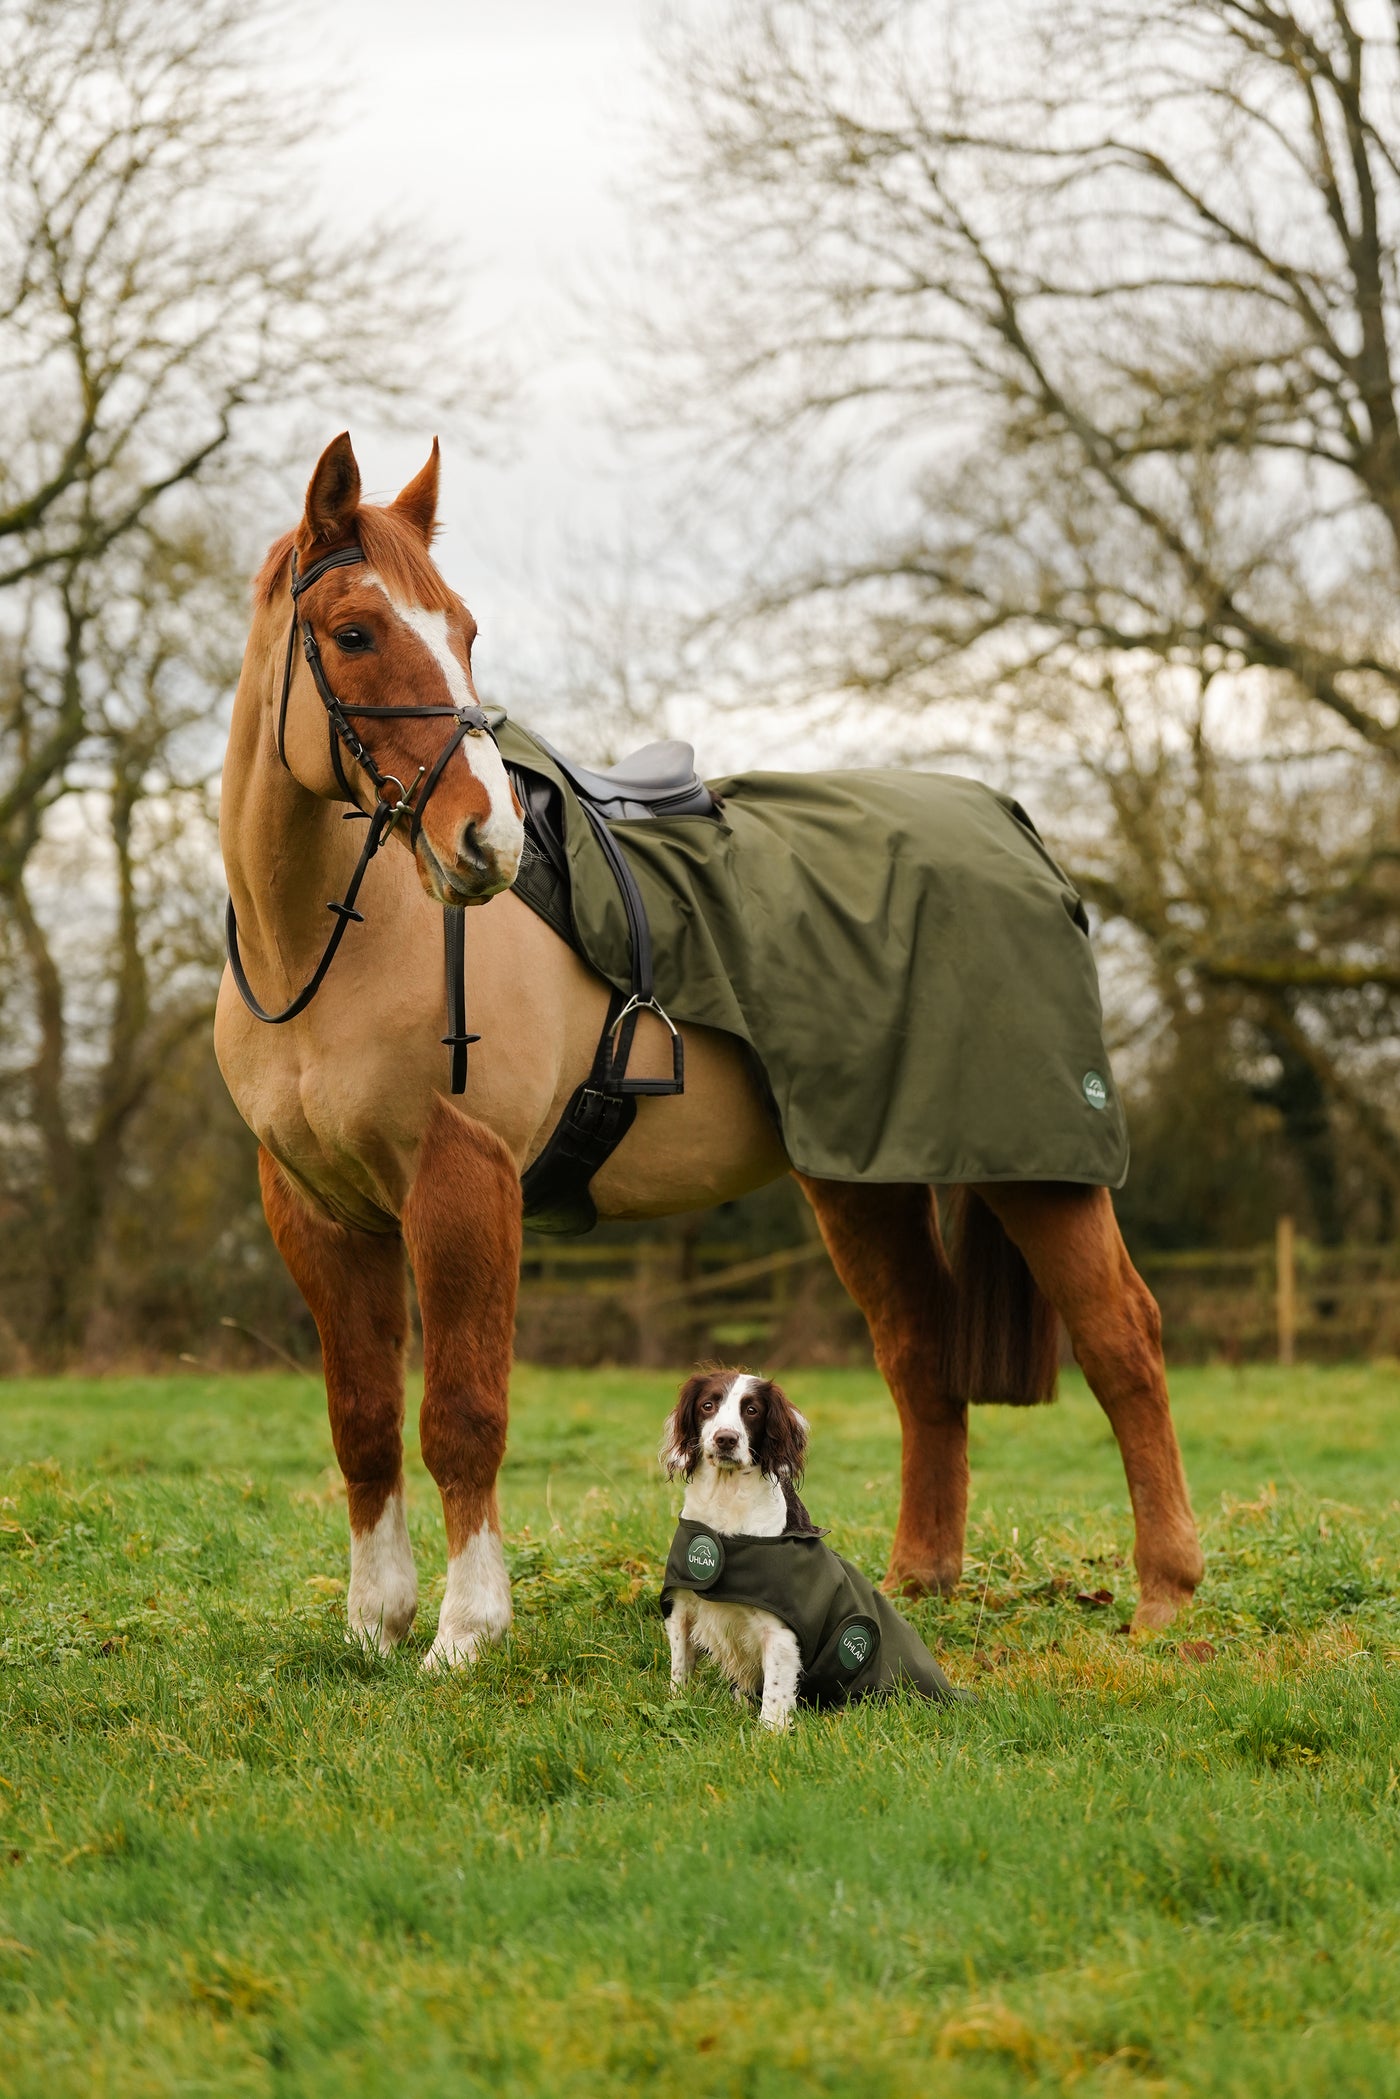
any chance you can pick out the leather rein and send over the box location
[224,541,484,1090]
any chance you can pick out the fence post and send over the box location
[1276,1214,1297,1367]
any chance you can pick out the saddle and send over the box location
[503,731,718,1235]
[528,733,717,825]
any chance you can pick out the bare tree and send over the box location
[0,0,503,1355]
[0,519,238,1346]
[640,0,1400,1234]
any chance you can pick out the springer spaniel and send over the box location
[659,1367,814,1732]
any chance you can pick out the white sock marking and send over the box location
[423,1522,513,1671]
[347,1485,418,1654]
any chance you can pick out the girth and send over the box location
[512,746,717,1234]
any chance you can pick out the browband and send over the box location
[293,543,368,596]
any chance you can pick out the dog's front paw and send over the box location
[760,1706,794,1733]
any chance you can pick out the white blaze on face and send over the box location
[422,1522,513,1671]
[360,572,523,877]
[702,1373,758,1467]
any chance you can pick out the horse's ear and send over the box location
[392,438,440,543]
[303,432,361,545]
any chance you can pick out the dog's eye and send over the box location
[699,1397,718,1414]
[333,625,374,654]
[742,1399,760,1416]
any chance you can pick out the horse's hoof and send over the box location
[345,1593,417,1655]
[882,1564,960,1601]
[348,1620,406,1657]
[421,1601,511,1672]
[1130,1590,1192,1633]
[421,1633,481,1672]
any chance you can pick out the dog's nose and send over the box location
[712,1430,740,1456]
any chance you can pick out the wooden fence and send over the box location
[1135,1222,1400,1366]
[514,1221,1400,1368]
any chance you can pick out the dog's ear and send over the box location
[754,1379,808,1483]
[659,1372,712,1476]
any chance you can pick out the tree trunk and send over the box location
[1253,1023,1345,1249]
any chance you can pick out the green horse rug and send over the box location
[500,720,1127,1192]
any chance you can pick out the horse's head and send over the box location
[260,433,523,905]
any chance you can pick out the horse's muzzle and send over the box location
[415,821,521,906]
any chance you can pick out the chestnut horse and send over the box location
[215,434,1204,1668]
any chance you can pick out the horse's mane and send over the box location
[254,503,456,613]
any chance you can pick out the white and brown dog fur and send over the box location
[660,1368,814,1732]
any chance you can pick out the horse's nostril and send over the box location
[460,819,488,873]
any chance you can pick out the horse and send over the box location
[215,432,1204,1669]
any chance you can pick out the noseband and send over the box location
[225,541,488,1091]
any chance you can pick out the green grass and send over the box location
[1,1361,1398,2097]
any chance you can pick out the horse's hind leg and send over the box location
[258,1150,417,1651]
[976,1182,1204,1630]
[401,1098,522,1671]
[796,1177,968,1596]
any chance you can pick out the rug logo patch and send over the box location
[1082,1070,1109,1111]
[837,1621,876,1672]
[686,1533,723,1583]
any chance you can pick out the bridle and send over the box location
[224,540,491,1091]
[273,544,490,835]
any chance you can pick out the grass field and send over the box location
[1,1361,1398,2097]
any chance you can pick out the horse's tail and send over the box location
[936,1188,1060,1407]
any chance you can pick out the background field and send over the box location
[1,1363,1398,2097]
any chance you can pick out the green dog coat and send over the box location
[661,1517,966,1707]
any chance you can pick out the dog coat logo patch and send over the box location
[685,1531,724,1585]
[836,1619,878,1673]
[1082,1069,1109,1111]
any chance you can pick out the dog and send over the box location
[659,1368,812,1730]
[659,1367,963,1731]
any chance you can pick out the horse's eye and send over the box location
[333,625,373,654]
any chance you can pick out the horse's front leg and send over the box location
[258,1150,418,1652]
[401,1097,522,1671]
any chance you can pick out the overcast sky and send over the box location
[286,0,665,734]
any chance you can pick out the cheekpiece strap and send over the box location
[276,542,366,772]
